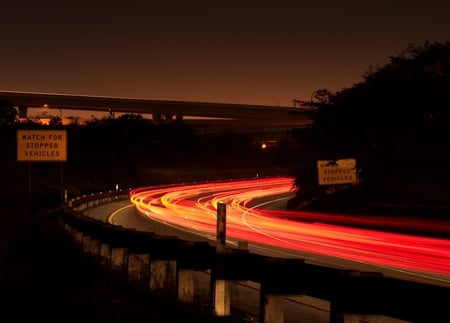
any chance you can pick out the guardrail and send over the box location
[67,189,131,211]
[60,190,450,323]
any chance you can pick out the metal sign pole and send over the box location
[28,162,32,203]
[213,202,230,317]
[216,202,227,251]
[60,161,64,203]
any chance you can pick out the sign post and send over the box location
[17,129,68,202]
[216,202,227,251]
[213,202,230,317]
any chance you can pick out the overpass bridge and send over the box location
[0,91,316,126]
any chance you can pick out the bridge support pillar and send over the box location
[128,253,150,283]
[65,223,76,241]
[258,257,306,323]
[111,247,128,272]
[73,229,83,245]
[89,238,101,256]
[262,294,284,323]
[178,268,195,303]
[213,279,231,316]
[18,105,28,118]
[82,234,91,253]
[330,271,385,323]
[152,111,162,122]
[63,222,72,234]
[99,242,111,266]
[150,259,177,302]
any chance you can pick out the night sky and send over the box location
[1,1,449,107]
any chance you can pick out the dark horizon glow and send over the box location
[1,1,450,108]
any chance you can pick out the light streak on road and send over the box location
[130,177,450,282]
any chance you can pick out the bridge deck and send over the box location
[1,91,316,122]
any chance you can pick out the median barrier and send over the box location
[60,191,450,323]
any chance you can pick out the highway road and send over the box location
[87,177,450,289]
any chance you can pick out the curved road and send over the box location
[87,177,450,288]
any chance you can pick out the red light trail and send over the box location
[130,177,450,283]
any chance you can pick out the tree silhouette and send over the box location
[293,88,333,109]
[319,41,449,172]
[49,116,62,126]
[0,99,17,126]
[293,40,450,207]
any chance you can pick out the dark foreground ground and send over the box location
[1,156,278,322]
[0,165,217,322]
[1,156,449,322]
[1,211,215,323]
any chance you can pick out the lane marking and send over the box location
[107,204,134,224]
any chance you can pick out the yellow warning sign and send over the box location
[317,158,357,185]
[17,130,67,162]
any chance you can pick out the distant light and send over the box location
[261,143,267,149]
